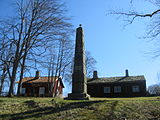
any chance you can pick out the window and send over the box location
[57,81,60,87]
[21,88,26,94]
[104,87,111,93]
[39,87,45,95]
[114,86,121,93]
[132,86,140,92]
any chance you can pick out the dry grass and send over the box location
[0,96,160,120]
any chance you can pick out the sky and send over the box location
[64,0,160,94]
[65,0,159,80]
[1,0,160,95]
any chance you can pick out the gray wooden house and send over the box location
[87,70,146,97]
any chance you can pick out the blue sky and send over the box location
[65,0,160,86]
[1,0,160,95]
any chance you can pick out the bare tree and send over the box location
[0,65,7,95]
[43,47,97,89]
[148,84,160,95]
[0,0,72,97]
[86,51,97,78]
[110,0,160,35]
[110,0,160,58]
[36,29,74,97]
[0,35,13,95]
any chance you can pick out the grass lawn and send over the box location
[0,96,160,120]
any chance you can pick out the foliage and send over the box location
[0,97,160,120]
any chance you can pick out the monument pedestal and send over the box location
[66,93,90,100]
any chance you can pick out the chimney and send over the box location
[93,71,98,79]
[125,69,129,77]
[35,70,40,79]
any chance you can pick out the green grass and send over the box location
[0,97,160,120]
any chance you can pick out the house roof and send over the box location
[21,76,58,83]
[17,76,64,88]
[87,75,146,84]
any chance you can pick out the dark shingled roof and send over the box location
[87,75,146,84]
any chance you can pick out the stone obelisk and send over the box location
[67,25,90,100]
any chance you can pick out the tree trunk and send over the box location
[0,65,7,96]
[17,52,27,96]
[7,62,19,97]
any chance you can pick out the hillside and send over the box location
[0,97,160,120]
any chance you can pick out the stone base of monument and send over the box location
[65,93,90,100]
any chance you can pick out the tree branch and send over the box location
[111,9,160,24]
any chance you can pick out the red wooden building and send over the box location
[19,71,64,97]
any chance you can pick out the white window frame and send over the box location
[57,81,60,87]
[39,87,45,95]
[132,86,140,93]
[21,88,26,94]
[114,86,121,93]
[104,87,111,93]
